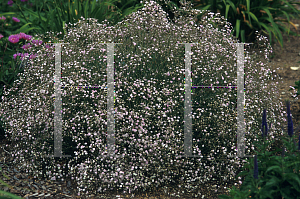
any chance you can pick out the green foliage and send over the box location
[219,100,300,199]
[189,0,300,49]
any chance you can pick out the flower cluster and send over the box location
[0,1,290,198]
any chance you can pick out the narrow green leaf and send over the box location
[76,0,80,21]
[281,0,300,14]
[248,12,260,24]
[18,7,47,22]
[225,4,230,19]
[225,0,237,15]
[258,22,273,44]
[269,20,284,48]
[241,29,245,43]
[37,6,48,33]
[0,12,16,16]
[62,21,66,35]
[246,0,250,11]
[0,190,24,199]
[84,0,89,19]
[261,7,274,19]
[91,0,96,12]
[235,19,240,39]
[14,23,32,33]
[194,4,211,11]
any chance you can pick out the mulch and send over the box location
[0,138,238,199]
[0,139,81,199]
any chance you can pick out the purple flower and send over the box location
[13,52,22,60]
[7,0,13,6]
[20,53,29,60]
[286,100,294,137]
[12,17,20,22]
[32,39,43,46]
[24,34,32,41]
[0,16,6,21]
[254,155,258,179]
[261,109,268,137]
[29,53,38,59]
[18,32,26,39]
[21,0,28,2]
[21,43,31,50]
[0,34,3,40]
[8,34,20,43]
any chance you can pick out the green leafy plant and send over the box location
[219,99,300,199]
[189,0,300,49]
[12,0,144,43]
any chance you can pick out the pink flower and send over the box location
[29,53,38,59]
[18,32,26,39]
[12,17,20,22]
[8,35,20,43]
[0,34,3,40]
[24,34,32,41]
[0,16,6,21]
[13,52,22,60]
[7,0,13,7]
[22,43,31,50]
[20,53,29,60]
[32,39,43,46]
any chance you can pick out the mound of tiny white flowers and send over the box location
[0,0,288,197]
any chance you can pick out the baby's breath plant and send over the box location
[0,0,291,197]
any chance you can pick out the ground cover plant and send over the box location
[0,0,298,198]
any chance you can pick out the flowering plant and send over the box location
[219,99,300,198]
